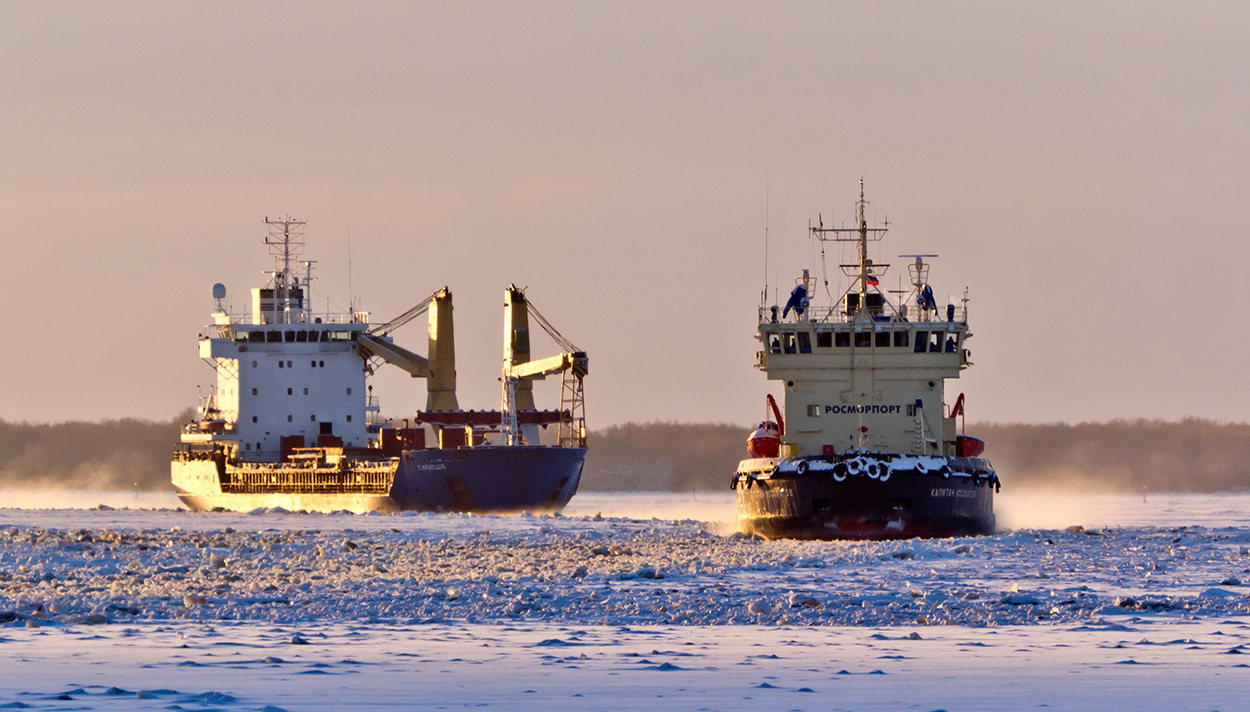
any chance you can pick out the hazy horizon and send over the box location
[3,2,1248,427]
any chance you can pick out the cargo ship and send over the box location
[172,217,587,513]
[733,183,1000,539]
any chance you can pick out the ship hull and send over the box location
[172,446,584,514]
[734,454,997,540]
[176,489,403,514]
[392,446,584,513]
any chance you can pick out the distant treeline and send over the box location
[974,419,1250,493]
[0,414,189,492]
[2,416,1249,493]
[582,422,746,492]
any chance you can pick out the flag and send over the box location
[866,275,879,286]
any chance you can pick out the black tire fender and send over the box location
[832,463,848,482]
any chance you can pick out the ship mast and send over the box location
[810,180,889,318]
[263,216,307,325]
[855,180,870,308]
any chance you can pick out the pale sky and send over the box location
[2,1,1248,426]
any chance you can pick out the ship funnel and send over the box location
[426,287,458,411]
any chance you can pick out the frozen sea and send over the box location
[2,489,1249,711]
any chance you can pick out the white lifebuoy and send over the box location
[914,460,930,474]
[795,460,809,475]
[878,463,892,483]
[846,458,863,476]
[832,463,848,482]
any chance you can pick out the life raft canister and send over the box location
[956,435,986,458]
[747,421,782,458]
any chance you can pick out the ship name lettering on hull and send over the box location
[825,405,903,415]
[930,488,977,498]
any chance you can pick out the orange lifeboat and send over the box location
[747,421,782,458]
[746,394,785,458]
[956,435,986,458]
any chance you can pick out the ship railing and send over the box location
[173,449,220,463]
[758,303,967,326]
[212,311,375,327]
[223,463,395,495]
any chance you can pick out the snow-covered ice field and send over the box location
[2,490,1249,710]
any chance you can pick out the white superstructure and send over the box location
[184,217,378,460]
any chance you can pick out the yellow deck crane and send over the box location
[356,286,459,411]
[501,284,588,447]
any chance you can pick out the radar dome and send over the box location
[212,283,227,300]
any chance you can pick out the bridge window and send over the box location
[875,332,890,348]
[797,332,812,354]
[914,330,928,353]
[835,331,850,347]
[854,331,870,347]
[929,332,943,353]
[816,331,832,348]
[284,331,295,343]
[266,331,280,343]
[894,331,910,348]
[768,334,782,354]
[783,333,797,354]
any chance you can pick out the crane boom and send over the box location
[356,333,431,378]
[503,351,588,382]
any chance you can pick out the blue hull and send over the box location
[172,446,584,514]
[393,446,585,513]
